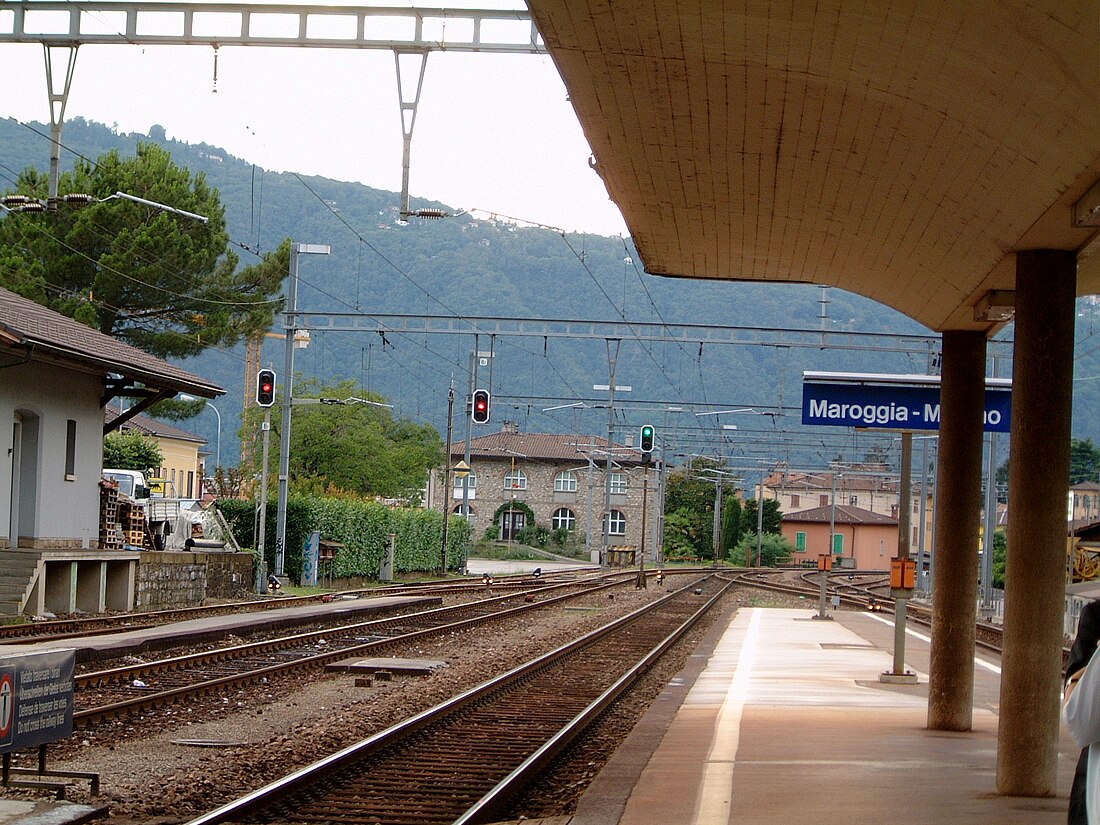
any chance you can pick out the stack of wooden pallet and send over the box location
[98,480,123,550]
[120,500,148,549]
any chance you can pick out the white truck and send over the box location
[101,468,151,508]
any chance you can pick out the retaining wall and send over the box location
[135,551,254,611]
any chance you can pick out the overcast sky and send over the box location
[0,2,630,237]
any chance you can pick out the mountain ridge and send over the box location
[2,116,1097,472]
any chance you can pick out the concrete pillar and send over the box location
[927,330,988,731]
[997,250,1076,796]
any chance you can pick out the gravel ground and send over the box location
[1,582,809,824]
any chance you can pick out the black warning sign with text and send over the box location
[0,649,75,753]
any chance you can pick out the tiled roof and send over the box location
[764,470,900,493]
[0,286,223,397]
[450,430,645,464]
[782,504,898,526]
[105,406,205,444]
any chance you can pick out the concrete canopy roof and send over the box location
[528,1,1100,332]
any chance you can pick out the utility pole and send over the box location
[756,471,766,566]
[712,475,724,566]
[461,348,475,560]
[585,454,595,561]
[256,407,272,593]
[595,339,633,566]
[603,340,620,566]
[881,432,918,684]
[637,460,649,588]
[980,355,1000,603]
[440,374,455,576]
[275,242,329,579]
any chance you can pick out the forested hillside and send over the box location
[2,116,1098,471]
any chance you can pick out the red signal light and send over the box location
[471,389,491,424]
[256,369,277,407]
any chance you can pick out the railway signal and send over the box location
[256,369,276,407]
[639,423,655,453]
[471,389,491,424]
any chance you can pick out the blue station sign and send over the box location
[801,373,1011,433]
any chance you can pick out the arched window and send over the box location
[504,468,527,490]
[610,472,627,495]
[604,509,626,536]
[552,508,576,531]
[452,503,476,528]
[554,470,578,492]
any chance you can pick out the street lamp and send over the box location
[180,394,222,469]
[1,191,209,223]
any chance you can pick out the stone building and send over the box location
[428,423,659,564]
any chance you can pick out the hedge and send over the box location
[219,496,471,583]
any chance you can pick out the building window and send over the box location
[891,504,899,519]
[454,473,477,490]
[913,499,920,513]
[554,470,578,493]
[848,495,858,506]
[64,419,76,480]
[610,472,627,495]
[791,494,800,508]
[552,508,576,531]
[504,468,527,490]
[452,503,476,528]
[819,494,829,506]
[795,531,806,551]
[605,509,626,536]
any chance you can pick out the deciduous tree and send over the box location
[244,379,442,503]
[102,431,162,473]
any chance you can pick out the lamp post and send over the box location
[1,190,208,223]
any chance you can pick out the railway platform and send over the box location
[0,593,440,663]
[564,605,1078,825]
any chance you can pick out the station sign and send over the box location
[801,372,1011,433]
[0,649,75,754]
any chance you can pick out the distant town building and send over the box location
[1070,481,1100,525]
[780,504,899,570]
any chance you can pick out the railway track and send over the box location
[72,573,643,727]
[732,568,1010,653]
[182,573,731,825]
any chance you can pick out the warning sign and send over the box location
[0,673,12,740]
[0,649,75,754]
